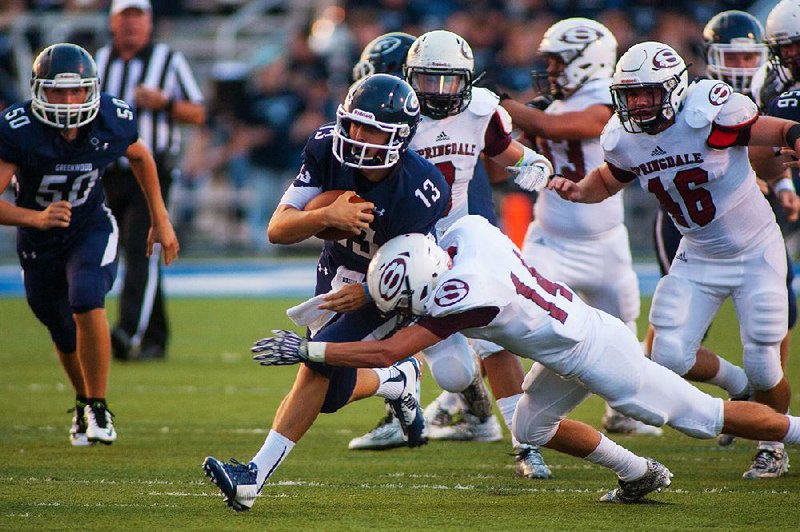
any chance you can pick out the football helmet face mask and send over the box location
[533,18,617,99]
[367,233,451,316]
[610,42,688,134]
[404,30,474,119]
[30,43,100,129]
[353,32,416,81]
[765,0,800,81]
[703,10,767,94]
[332,74,420,169]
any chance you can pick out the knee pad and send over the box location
[742,291,788,345]
[608,398,667,429]
[649,276,694,375]
[511,393,561,447]
[470,338,503,360]
[742,343,784,391]
[423,335,476,392]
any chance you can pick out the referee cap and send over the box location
[110,0,151,15]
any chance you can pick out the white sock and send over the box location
[585,434,648,482]
[758,440,786,451]
[373,366,403,400]
[707,357,749,397]
[496,394,521,446]
[783,415,800,444]
[251,430,295,491]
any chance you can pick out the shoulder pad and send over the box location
[600,115,623,151]
[683,79,733,129]
[715,92,758,128]
[467,87,501,117]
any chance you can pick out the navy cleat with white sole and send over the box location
[203,456,259,512]
[386,357,427,448]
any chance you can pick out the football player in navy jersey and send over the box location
[202,74,449,512]
[0,43,178,447]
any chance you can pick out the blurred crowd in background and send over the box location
[0,0,777,257]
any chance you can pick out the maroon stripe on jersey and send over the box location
[707,115,757,149]
[483,111,513,157]
[418,306,500,339]
[606,161,638,183]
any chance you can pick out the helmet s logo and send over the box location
[404,92,420,116]
[708,82,731,106]
[652,49,680,69]
[560,26,602,44]
[433,279,469,307]
[379,258,407,302]
[376,37,402,54]
[459,40,473,60]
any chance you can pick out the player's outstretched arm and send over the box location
[547,162,624,203]
[253,325,441,368]
[501,100,612,141]
[125,140,180,265]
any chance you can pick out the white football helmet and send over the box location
[404,30,474,119]
[765,0,800,82]
[535,18,617,98]
[610,42,689,133]
[367,233,451,316]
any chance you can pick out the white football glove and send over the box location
[506,156,554,192]
[252,330,309,366]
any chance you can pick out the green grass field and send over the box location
[1,296,799,530]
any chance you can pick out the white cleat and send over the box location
[85,401,117,444]
[742,447,790,479]
[68,403,94,447]
[348,411,407,450]
[602,410,663,437]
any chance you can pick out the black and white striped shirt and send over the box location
[95,42,204,158]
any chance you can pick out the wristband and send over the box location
[362,282,372,304]
[785,123,800,147]
[775,177,796,194]
[307,341,327,363]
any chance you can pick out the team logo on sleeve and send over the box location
[708,82,731,106]
[378,258,407,301]
[652,49,680,70]
[433,279,469,307]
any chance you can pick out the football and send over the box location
[304,190,369,241]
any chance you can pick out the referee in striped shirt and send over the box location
[98,0,205,361]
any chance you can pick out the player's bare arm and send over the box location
[268,191,375,244]
[253,324,443,368]
[0,158,72,229]
[134,85,205,125]
[501,100,613,141]
[750,145,800,222]
[319,282,369,313]
[125,139,180,264]
[548,162,625,203]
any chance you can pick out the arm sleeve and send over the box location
[417,306,500,339]
[707,92,759,149]
[483,109,513,157]
[606,161,638,183]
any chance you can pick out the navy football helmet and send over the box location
[703,10,767,94]
[353,32,416,81]
[30,43,100,129]
[333,74,420,169]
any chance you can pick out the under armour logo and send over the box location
[650,146,667,156]
[373,207,386,216]
[435,131,450,142]
[21,251,37,260]
[317,264,329,275]
[675,251,687,263]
